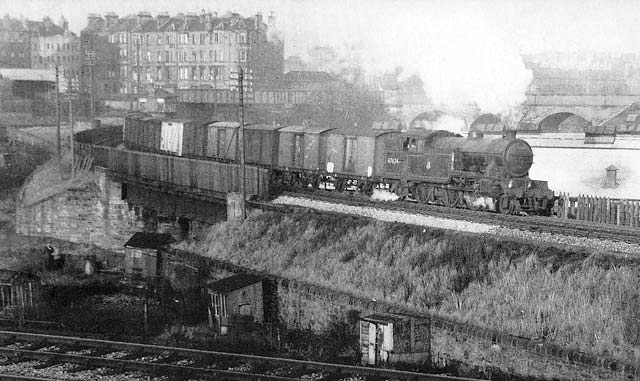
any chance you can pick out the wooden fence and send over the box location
[557,193,640,227]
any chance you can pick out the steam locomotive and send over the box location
[123,113,555,215]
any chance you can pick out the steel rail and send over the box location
[0,331,485,381]
[280,190,640,246]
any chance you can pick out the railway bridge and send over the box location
[515,94,640,132]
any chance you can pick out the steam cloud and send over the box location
[283,0,534,114]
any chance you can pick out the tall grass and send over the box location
[177,210,640,363]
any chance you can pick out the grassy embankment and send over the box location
[177,210,640,364]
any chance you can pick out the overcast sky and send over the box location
[4,0,638,112]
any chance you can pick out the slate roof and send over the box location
[207,274,263,293]
[0,16,27,32]
[124,232,175,250]
[372,119,404,131]
[0,69,55,82]
[284,71,337,83]
[0,269,37,285]
[470,113,505,133]
[591,102,640,135]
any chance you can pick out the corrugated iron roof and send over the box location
[124,232,175,250]
[245,124,283,131]
[0,69,55,82]
[207,274,263,293]
[207,121,240,128]
[279,125,334,134]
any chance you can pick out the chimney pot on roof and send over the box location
[105,12,119,29]
[267,12,275,29]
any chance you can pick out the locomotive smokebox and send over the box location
[467,130,484,139]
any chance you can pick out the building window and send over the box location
[216,128,226,156]
[238,50,247,62]
[214,32,220,43]
[192,52,197,62]
[191,33,196,45]
[215,50,223,62]
[180,33,188,44]
[146,51,151,62]
[200,33,205,45]
[211,293,227,317]
[199,66,205,80]
[157,66,162,80]
[165,51,169,62]
[199,50,204,62]
[191,66,197,80]
[166,34,170,44]
[145,35,150,45]
[145,67,151,81]
[238,32,247,44]
[157,52,163,62]
[157,34,162,44]
[209,50,213,62]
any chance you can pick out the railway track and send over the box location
[275,190,640,246]
[0,331,483,381]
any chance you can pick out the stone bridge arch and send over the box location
[536,109,591,133]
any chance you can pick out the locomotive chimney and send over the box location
[467,130,484,139]
[503,130,517,140]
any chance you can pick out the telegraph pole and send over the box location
[55,65,61,166]
[137,38,141,109]
[238,67,246,220]
[69,98,74,177]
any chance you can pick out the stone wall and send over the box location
[165,250,638,380]
[16,168,143,251]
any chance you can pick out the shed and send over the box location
[359,313,431,367]
[123,232,175,278]
[0,270,41,312]
[207,274,269,334]
[278,125,334,171]
[325,128,398,177]
[138,88,177,114]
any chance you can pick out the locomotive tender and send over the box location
[123,113,555,215]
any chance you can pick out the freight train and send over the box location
[123,113,555,215]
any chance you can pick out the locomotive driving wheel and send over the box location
[415,184,428,203]
[447,190,462,208]
[434,187,449,206]
[498,194,514,214]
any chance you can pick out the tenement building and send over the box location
[0,15,31,68]
[28,17,81,89]
[81,11,284,102]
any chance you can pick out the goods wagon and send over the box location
[206,121,239,161]
[325,128,399,179]
[76,142,270,200]
[277,125,334,171]
[244,124,283,167]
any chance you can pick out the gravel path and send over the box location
[273,196,640,257]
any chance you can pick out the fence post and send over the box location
[616,202,621,225]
